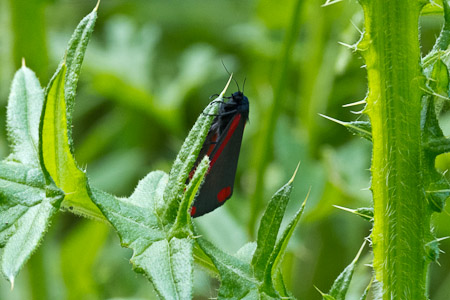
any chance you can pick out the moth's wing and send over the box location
[191,113,246,217]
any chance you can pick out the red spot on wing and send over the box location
[217,186,231,202]
[210,114,242,168]
[190,206,197,216]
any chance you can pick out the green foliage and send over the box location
[1,65,64,287]
[318,242,366,300]
[0,4,308,299]
[0,5,102,288]
[197,169,306,299]
[321,0,450,299]
[87,103,216,298]
[4,0,450,299]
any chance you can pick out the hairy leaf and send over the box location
[0,162,63,286]
[160,102,218,224]
[251,170,295,281]
[41,65,103,219]
[6,67,44,167]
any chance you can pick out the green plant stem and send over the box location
[249,0,303,236]
[360,1,430,299]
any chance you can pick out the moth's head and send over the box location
[231,91,246,103]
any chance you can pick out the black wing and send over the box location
[190,113,246,217]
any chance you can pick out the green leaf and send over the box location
[196,237,259,299]
[41,64,103,220]
[37,4,101,219]
[319,114,372,141]
[251,165,298,282]
[263,195,307,296]
[359,277,374,300]
[425,178,450,212]
[172,156,210,233]
[421,1,444,16]
[89,173,167,249]
[49,4,98,146]
[345,121,372,141]
[334,205,374,223]
[327,241,366,300]
[133,237,193,299]
[6,66,44,167]
[0,161,63,287]
[1,65,63,286]
[192,242,218,275]
[126,170,168,209]
[425,137,450,155]
[195,167,303,299]
[86,77,237,298]
[88,171,195,299]
[315,286,336,300]
[160,102,218,224]
[422,97,445,150]
[429,59,449,116]
[236,242,257,264]
[425,238,442,263]
[428,0,450,53]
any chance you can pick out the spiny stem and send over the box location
[359,1,431,299]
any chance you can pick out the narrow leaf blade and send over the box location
[41,65,103,219]
[6,66,44,167]
[328,242,366,300]
[264,196,307,295]
[251,175,295,281]
[173,156,210,231]
[49,6,98,142]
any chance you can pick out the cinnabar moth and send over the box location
[189,86,249,217]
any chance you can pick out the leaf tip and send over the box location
[21,57,26,68]
[9,276,14,290]
[314,285,325,295]
[302,186,311,207]
[94,0,100,11]
[288,161,301,184]
[63,51,68,65]
[219,74,233,98]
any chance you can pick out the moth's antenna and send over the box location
[242,77,247,94]
[221,60,240,91]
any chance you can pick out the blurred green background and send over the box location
[1,0,450,299]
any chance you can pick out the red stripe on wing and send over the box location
[210,114,242,167]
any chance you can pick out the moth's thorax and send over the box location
[223,92,249,115]
[215,92,249,134]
